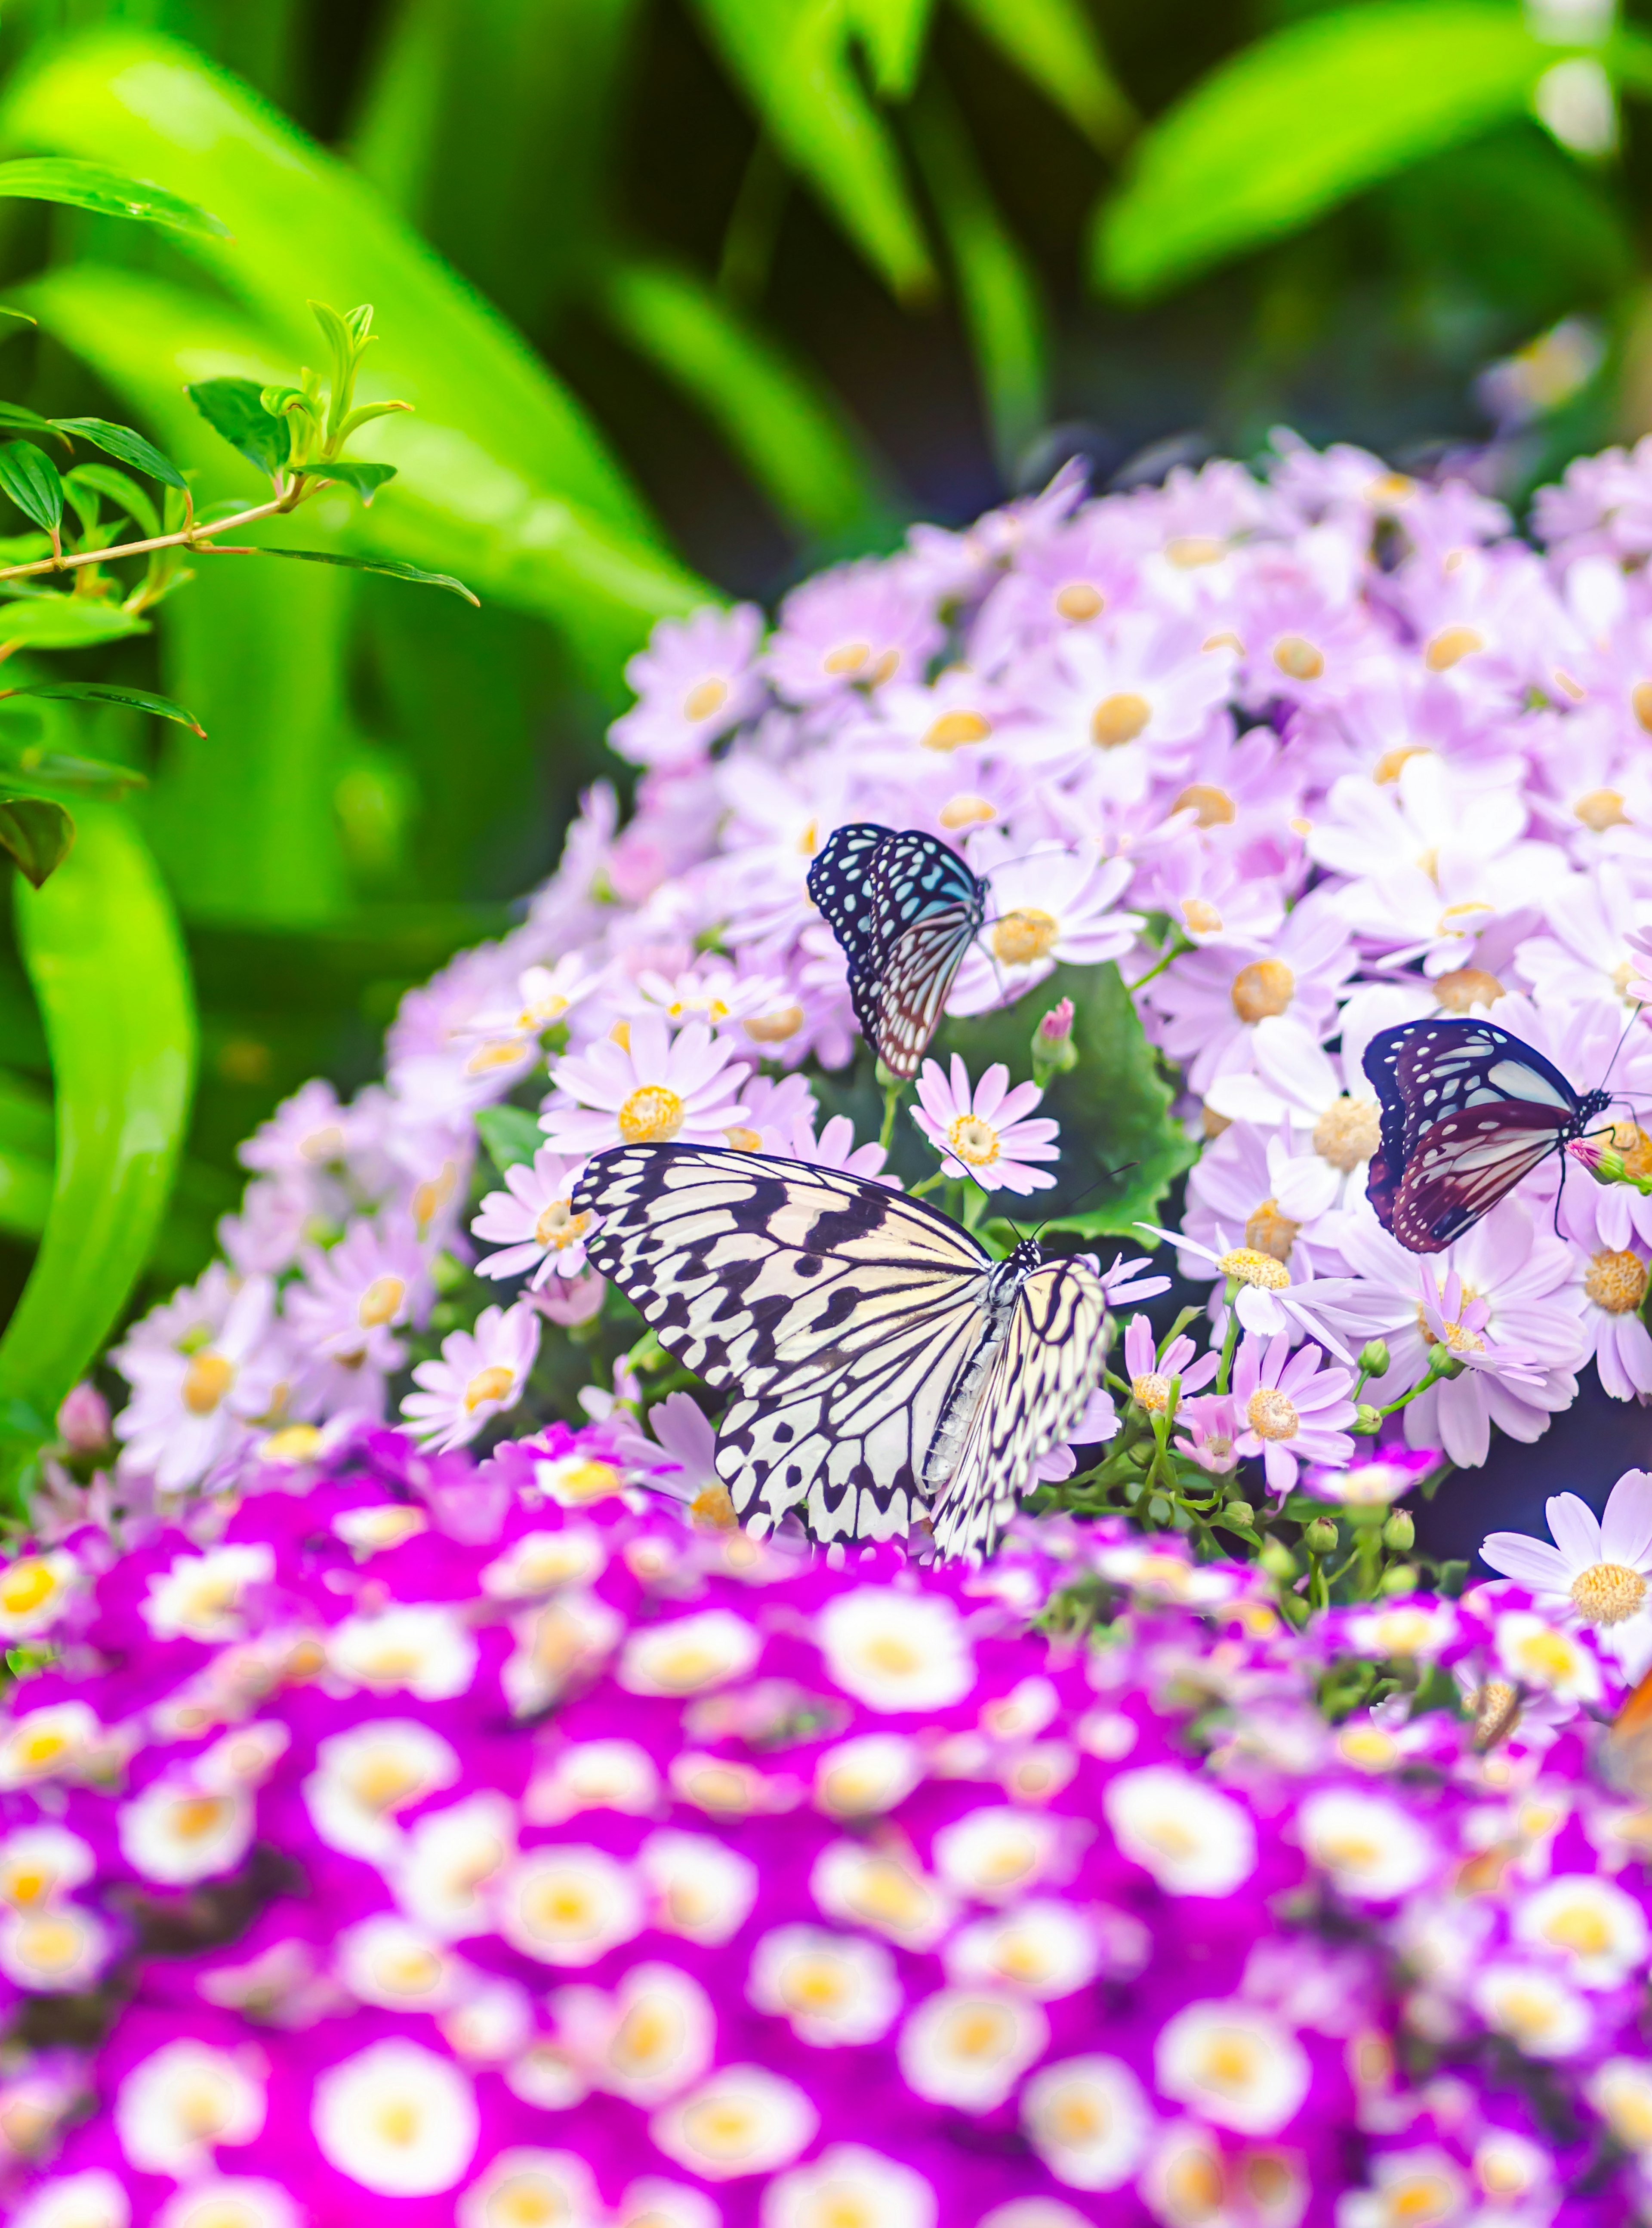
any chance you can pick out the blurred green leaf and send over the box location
[0,601,146,651]
[63,464,160,539]
[0,444,63,538]
[910,90,1047,474]
[0,154,229,238]
[246,545,479,604]
[690,0,936,299]
[0,1143,52,1245]
[952,0,1135,152]
[847,0,935,100]
[295,458,399,504]
[0,797,73,888]
[600,259,892,541]
[52,416,188,493]
[1095,3,1561,301]
[186,376,291,478]
[0,804,195,1436]
[0,404,66,445]
[477,1103,546,1173]
[0,684,202,740]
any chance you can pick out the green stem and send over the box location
[879,1075,906,1154]
[1127,933,1189,995]
[1214,1281,1241,1395]
[909,1170,948,1199]
[718,134,791,302]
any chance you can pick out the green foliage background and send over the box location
[0,0,1643,1465]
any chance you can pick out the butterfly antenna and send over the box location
[1600,1001,1645,1092]
[1028,1161,1139,1246]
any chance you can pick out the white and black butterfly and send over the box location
[1364,1017,1613,1253]
[573,1142,1103,1560]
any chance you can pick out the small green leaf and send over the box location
[63,463,160,539]
[0,155,229,238]
[0,444,63,536]
[0,600,147,650]
[0,746,146,798]
[185,376,291,476]
[241,545,479,605]
[952,0,1136,151]
[477,1104,546,1173]
[52,415,187,491]
[0,404,67,445]
[0,680,201,738]
[295,457,398,504]
[0,797,73,887]
[845,0,935,99]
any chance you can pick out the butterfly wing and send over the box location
[1362,1019,1581,1251]
[928,1258,1105,1562]
[806,822,894,970]
[854,830,987,1078]
[573,1144,996,1544]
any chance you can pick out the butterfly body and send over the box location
[573,1145,1102,1559]
[1364,1018,1612,1252]
[808,822,987,1077]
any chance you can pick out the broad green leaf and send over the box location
[477,1103,546,1173]
[0,739,149,797]
[909,93,1047,473]
[0,1144,52,1245]
[952,0,1135,151]
[246,545,479,604]
[847,0,934,99]
[1095,3,1564,300]
[0,154,229,237]
[600,260,893,541]
[186,376,291,476]
[0,1067,52,1165]
[52,416,188,492]
[936,961,1194,1236]
[295,457,398,504]
[0,444,63,537]
[0,797,73,888]
[0,804,196,1441]
[63,463,160,539]
[0,600,146,651]
[0,403,66,444]
[0,683,203,739]
[690,0,936,299]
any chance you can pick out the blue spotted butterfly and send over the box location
[808,823,987,1078]
[1363,1017,1612,1253]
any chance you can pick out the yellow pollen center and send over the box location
[1633,681,1652,733]
[618,1084,686,1144]
[1273,634,1324,681]
[1437,900,1493,935]
[1368,472,1416,506]
[922,709,991,751]
[1607,1121,1652,1180]
[1433,966,1504,1014]
[464,1365,515,1412]
[992,909,1060,965]
[1217,1247,1291,1290]
[1132,1371,1172,1412]
[1091,692,1151,747]
[1587,1248,1648,1314]
[946,1114,999,1167]
[376,2100,422,2148]
[1575,786,1628,832]
[0,1561,55,1615]
[822,641,870,676]
[939,792,995,829]
[1569,1561,1648,1626]
[536,1200,592,1250]
[682,676,728,724]
[1181,897,1224,936]
[358,1275,406,1329]
[1425,625,1485,671]
[744,1003,805,1043]
[1230,959,1294,1023]
[723,1126,762,1152]
[182,1350,235,1415]
[171,1796,231,1841]
[1245,1387,1299,1441]
[1172,783,1236,826]
[1054,581,1104,619]
[1544,1902,1613,1957]
[1373,745,1425,784]
[1243,1197,1300,1263]
[1165,535,1225,567]
[1313,1096,1381,1171]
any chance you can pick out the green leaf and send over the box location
[0,404,67,445]
[0,682,202,739]
[0,798,73,887]
[1095,3,1562,300]
[0,444,63,537]
[0,1145,52,1245]
[600,259,893,541]
[51,415,188,491]
[952,0,1136,151]
[0,805,195,1443]
[244,545,479,604]
[690,0,936,299]
[0,154,229,238]
[477,1104,546,1174]
[185,376,291,476]
[935,961,1195,1237]
[0,601,147,651]
[63,463,160,539]
[846,0,935,100]
[295,457,399,504]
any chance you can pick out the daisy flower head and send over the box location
[112,1270,290,1493]
[948,838,1140,1015]
[765,555,941,708]
[912,1057,1059,1194]
[284,1218,431,1419]
[1231,1331,1358,1495]
[1136,1219,1359,1363]
[1174,1393,1242,1474]
[609,602,766,768]
[1122,1314,1218,1414]
[1016,612,1237,805]
[472,1147,594,1287]
[542,1014,749,1157]
[1143,894,1355,1098]
[1481,1469,1652,1677]
[401,1302,541,1452]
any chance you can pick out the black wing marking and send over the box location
[809,825,987,1077]
[807,822,894,969]
[1391,1103,1570,1253]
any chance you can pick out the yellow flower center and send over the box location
[0,1561,55,1615]
[1586,1248,1648,1314]
[1436,900,1493,937]
[1470,1679,1521,1750]
[464,1365,515,1412]
[1245,1387,1299,1441]
[1217,1247,1291,1290]
[922,708,991,751]
[1273,634,1324,681]
[376,2099,422,2149]
[822,641,870,676]
[689,1484,738,1531]
[1425,624,1485,671]
[1433,965,1505,1014]
[465,1039,524,1075]
[1182,897,1224,936]
[1171,783,1237,826]
[1606,1121,1652,1180]
[1373,745,1426,784]
[946,1114,999,1167]
[1368,471,1416,507]
[992,908,1060,965]
[1543,1900,1613,1957]
[518,992,569,1029]
[358,1275,406,1329]
[744,1004,805,1044]
[1633,680,1652,733]
[299,1123,347,1163]
[1417,1305,1484,1354]
[1313,1095,1381,1172]
[1164,535,1225,567]
[263,1424,324,1462]
[938,793,996,829]
[1243,1197,1300,1264]
[182,1350,235,1415]
[618,1084,686,1144]
[682,675,728,724]
[1570,1561,1648,1627]
[1575,786,1628,832]
[1132,1371,1172,1412]
[1054,581,1104,619]
[723,1126,762,1152]
[535,1200,592,1251]
[1230,959,1294,1023]
[1091,692,1151,747]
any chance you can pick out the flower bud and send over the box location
[56,1381,111,1453]
[1221,1499,1254,1530]
[1425,1344,1466,1381]
[1569,1135,1652,1196]
[1350,1403,1383,1436]
[1378,1562,1419,1596]
[1259,1539,1297,1581]
[1357,1339,1390,1379]
[1303,1516,1338,1556]
[1031,997,1078,1083]
[1382,1508,1415,1553]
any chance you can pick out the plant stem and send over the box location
[879,1075,906,1153]
[1214,1281,1241,1395]
[0,484,313,586]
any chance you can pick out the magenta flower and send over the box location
[1231,1331,1357,1493]
[912,1057,1060,1194]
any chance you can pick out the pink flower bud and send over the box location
[1037,998,1075,1044]
[532,1269,607,1327]
[56,1382,111,1453]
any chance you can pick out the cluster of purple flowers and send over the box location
[3,1434,1652,2225]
